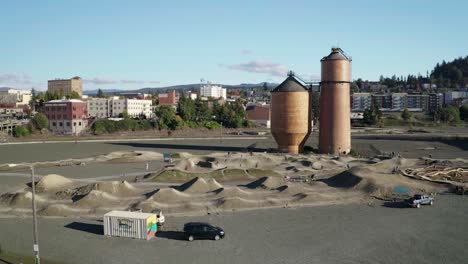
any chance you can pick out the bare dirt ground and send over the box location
[0,133,466,264]
[0,194,466,264]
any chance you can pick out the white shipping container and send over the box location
[104,210,157,240]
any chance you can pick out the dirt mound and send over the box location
[176,177,219,193]
[322,166,445,199]
[214,186,253,197]
[276,184,311,195]
[39,204,91,217]
[216,197,262,210]
[36,174,73,192]
[78,181,139,196]
[146,188,191,203]
[73,190,120,207]
[245,177,284,189]
[0,191,46,208]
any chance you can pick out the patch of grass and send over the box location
[246,168,281,177]
[0,251,64,264]
[222,169,247,178]
[171,153,181,159]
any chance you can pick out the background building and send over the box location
[200,83,227,99]
[351,93,371,112]
[246,104,271,128]
[0,87,31,107]
[158,90,178,105]
[87,98,111,118]
[44,99,87,134]
[48,76,83,97]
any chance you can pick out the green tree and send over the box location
[401,108,411,122]
[362,103,382,126]
[310,91,320,123]
[14,126,30,137]
[97,88,104,98]
[460,105,468,121]
[178,95,196,122]
[31,113,48,130]
[194,97,211,122]
[119,110,129,119]
[68,91,81,99]
[155,105,177,129]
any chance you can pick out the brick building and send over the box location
[246,104,271,128]
[158,90,178,105]
[44,99,87,134]
[48,76,83,97]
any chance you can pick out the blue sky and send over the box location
[1,0,467,91]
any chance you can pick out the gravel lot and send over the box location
[0,194,466,264]
[0,134,466,164]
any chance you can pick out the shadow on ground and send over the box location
[353,135,468,151]
[64,222,103,235]
[107,142,267,153]
[382,201,410,208]
[156,231,186,241]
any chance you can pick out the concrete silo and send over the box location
[271,74,312,154]
[319,48,352,155]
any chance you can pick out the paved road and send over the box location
[0,194,466,264]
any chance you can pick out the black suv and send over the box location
[183,222,225,241]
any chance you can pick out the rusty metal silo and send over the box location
[319,48,352,155]
[271,74,311,154]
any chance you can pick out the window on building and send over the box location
[52,122,56,126]
[73,115,76,118]
[73,122,76,126]
[67,122,70,127]
[59,122,62,126]
[63,115,67,119]
[79,122,82,126]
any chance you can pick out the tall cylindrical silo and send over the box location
[271,74,311,154]
[319,48,352,155]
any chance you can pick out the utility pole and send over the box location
[30,165,40,264]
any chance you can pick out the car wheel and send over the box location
[188,235,194,242]
[416,203,420,208]
[430,201,433,205]
[214,235,220,241]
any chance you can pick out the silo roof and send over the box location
[271,76,308,92]
[321,48,351,61]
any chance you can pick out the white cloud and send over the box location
[84,77,159,85]
[223,60,289,77]
[121,79,145,84]
[83,77,118,85]
[0,73,32,84]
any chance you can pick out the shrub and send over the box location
[14,126,30,137]
[31,113,48,130]
[203,121,222,130]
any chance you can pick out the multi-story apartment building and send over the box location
[44,99,87,134]
[443,91,468,105]
[200,83,227,99]
[407,94,429,111]
[48,76,83,97]
[351,93,372,112]
[371,94,392,110]
[428,93,443,113]
[86,98,111,118]
[125,99,152,118]
[391,93,408,111]
[0,87,32,107]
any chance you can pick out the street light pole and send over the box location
[30,165,40,264]
[9,163,40,264]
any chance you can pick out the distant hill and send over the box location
[431,56,468,88]
[84,82,279,95]
[83,89,123,95]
